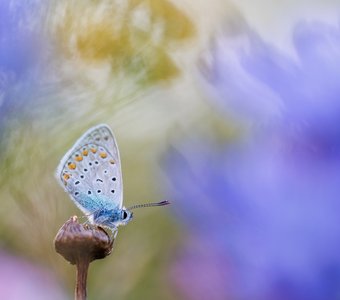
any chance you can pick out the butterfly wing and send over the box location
[56,124,123,222]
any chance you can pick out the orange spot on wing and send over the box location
[90,147,97,153]
[99,152,107,159]
[63,174,70,180]
[68,162,76,170]
[82,149,88,156]
[109,159,115,164]
[75,155,83,162]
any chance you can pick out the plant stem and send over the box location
[75,259,90,300]
[54,217,113,300]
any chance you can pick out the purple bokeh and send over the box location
[0,250,67,299]
[165,20,340,300]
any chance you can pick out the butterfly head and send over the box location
[119,208,133,225]
[93,207,133,229]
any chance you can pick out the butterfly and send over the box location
[56,124,169,233]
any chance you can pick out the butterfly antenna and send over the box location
[127,200,170,210]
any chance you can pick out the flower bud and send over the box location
[54,216,113,264]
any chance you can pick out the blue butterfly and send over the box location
[56,124,169,233]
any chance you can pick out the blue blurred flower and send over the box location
[0,1,40,76]
[201,20,340,148]
[165,20,340,300]
[0,1,45,127]
[166,138,340,300]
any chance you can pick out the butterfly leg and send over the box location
[106,227,118,239]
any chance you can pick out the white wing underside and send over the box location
[56,124,123,218]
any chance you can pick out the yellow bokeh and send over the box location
[52,0,195,85]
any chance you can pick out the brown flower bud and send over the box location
[54,216,114,300]
[54,216,113,264]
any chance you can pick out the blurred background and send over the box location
[1,0,340,299]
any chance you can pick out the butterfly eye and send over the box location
[122,211,128,219]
